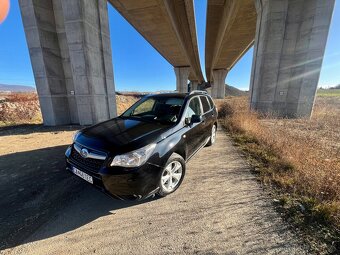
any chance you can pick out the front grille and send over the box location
[69,146,105,173]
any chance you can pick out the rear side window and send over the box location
[186,97,202,118]
[207,96,215,109]
[200,96,211,113]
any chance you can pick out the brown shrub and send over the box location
[5,92,39,102]
[115,95,139,115]
[218,96,340,228]
[0,93,42,125]
[0,93,141,126]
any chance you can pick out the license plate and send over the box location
[72,167,93,184]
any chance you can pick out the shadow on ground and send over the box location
[0,144,150,250]
[0,124,81,137]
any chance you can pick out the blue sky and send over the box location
[0,0,339,91]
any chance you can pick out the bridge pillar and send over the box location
[19,0,116,125]
[250,0,335,118]
[211,69,228,99]
[174,67,190,93]
[190,81,199,92]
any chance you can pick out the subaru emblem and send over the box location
[80,148,89,158]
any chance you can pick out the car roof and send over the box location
[145,93,187,98]
[146,91,210,99]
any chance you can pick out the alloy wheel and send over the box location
[161,161,183,193]
[211,125,217,144]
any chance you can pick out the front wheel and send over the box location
[157,153,186,197]
[206,124,217,147]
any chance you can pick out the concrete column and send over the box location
[190,81,198,92]
[61,0,116,125]
[206,87,212,96]
[212,69,228,99]
[52,0,79,124]
[19,0,117,126]
[174,67,190,93]
[19,0,71,125]
[250,0,335,118]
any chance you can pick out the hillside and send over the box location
[225,84,248,97]
[0,84,36,92]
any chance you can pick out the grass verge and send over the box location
[317,89,340,97]
[216,96,340,254]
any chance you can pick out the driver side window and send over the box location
[185,97,202,119]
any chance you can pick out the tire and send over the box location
[157,153,186,197]
[206,124,217,147]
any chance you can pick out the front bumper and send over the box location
[65,147,162,200]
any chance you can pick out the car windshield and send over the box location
[121,96,184,124]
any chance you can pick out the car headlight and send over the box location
[110,143,156,168]
[73,131,81,142]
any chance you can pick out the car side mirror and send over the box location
[190,115,202,124]
[185,117,191,126]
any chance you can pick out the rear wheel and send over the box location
[157,153,185,197]
[206,124,217,146]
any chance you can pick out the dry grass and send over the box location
[0,93,141,126]
[218,96,340,252]
[115,94,140,115]
[0,93,42,126]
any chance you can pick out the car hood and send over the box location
[76,117,173,153]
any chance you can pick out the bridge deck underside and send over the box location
[109,0,203,82]
[205,0,257,81]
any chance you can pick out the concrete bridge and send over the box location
[19,0,335,125]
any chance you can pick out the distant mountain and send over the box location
[225,84,248,97]
[0,84,36,92]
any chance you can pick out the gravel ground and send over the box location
[0,126,307,255]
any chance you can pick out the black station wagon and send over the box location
[65,91,218,200]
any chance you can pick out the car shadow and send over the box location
[0,124,82,137]
[0,145,153,251]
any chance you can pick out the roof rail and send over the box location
[189,90,208,95]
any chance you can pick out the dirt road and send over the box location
[1,126,307,254]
